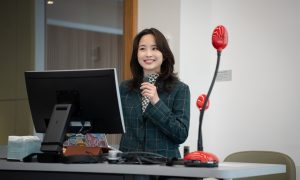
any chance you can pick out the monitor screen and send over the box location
[25,68,125,153]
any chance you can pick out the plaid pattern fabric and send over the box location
[141,74,159,113]
[119,80,190,158]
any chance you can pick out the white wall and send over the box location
[139,0,300,178]
[138,0,181,73]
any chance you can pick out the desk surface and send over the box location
[0,159,286,179]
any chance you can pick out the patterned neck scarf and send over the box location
[141,74,159,113]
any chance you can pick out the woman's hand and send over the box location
[140,82,160,105]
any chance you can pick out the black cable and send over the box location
[120,151,168,165]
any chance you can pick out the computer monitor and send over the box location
[25,68,125,154]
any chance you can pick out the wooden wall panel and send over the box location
[46,25,123,81]
[123,0,137,80]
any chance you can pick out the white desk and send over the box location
[0,159,285,179]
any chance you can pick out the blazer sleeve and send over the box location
[145,82,190,144]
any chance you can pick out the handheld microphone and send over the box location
[141,74,158,112]
[143,74,157,84]
[143,76,149,83]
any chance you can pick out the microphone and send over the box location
[143,74,157,84]
[143,76,149,83]
[141,74,158,112]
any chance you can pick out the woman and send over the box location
[119,28,190,158]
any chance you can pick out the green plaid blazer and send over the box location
[119,80,190,158]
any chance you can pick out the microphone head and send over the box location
[143,74,158,84]
[212,25,228,52]
[196,94,209,110]
[143,76,149,83]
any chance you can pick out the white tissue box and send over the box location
[7,136,41,161]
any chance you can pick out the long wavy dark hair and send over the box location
[129,28,179,91]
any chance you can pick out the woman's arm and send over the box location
[145,83,190,144]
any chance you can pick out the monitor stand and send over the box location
[39,104,73,162]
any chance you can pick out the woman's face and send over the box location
[137,34,163,75]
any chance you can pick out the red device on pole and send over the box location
[212,25,228,53]
[184,25,228,167]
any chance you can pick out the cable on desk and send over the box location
[118,152,170,165]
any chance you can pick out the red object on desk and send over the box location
[184,151,219,167]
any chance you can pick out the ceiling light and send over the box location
[47,0,54,5]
